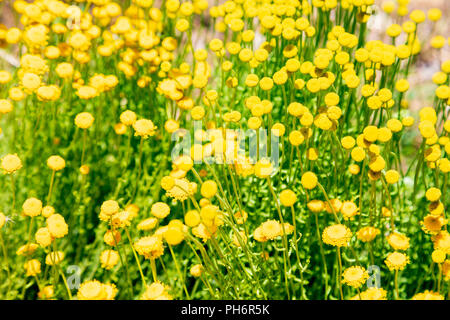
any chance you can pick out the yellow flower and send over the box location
[184,210,201,227]
[151,202,170,219]
[134,236,164,260]
[341,201,359,220]
[77,280,117,300]
[22,198,42,217]
[322,224,352,247]
[357,226,380,242]
[307,200,324,213]
[260,220,282,240]
[45,251,64,266]
[16,244,38,256]
[100,200,120,217]
[410,10,425,24]
[133,119,157,138]
[387,233,410,251]
[166,178,196,201]
[163,226,184,246]
[385,252,409,271]
[431,249,446,264]
[38,285,54,300]
[35,227,52,247]
[75,112,94,129]
[24,259,41,277]
[47,155,65,171]
[137,217,159,231]
[254,159,273,178]
[425,187,441,202]
[385,170,399,184]
[100,250,120,270]
[279,189,297,207]
[0,99,13,114]
[200,180,217,199]
[141,282,172,300]
[120,110,137,126]
[46,214,68,239]
[104,230,121,246]
[411,290,444,300]
[0,212,6,229]
[55,63,74,79]
[428,8,442,22]
[422,215,447,234]
[1,154,22,174]
[190,264,204,278]
[342,266,369,288]
[301,171,318,190]
[351,287,387,300]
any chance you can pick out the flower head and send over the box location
[322,224,352,247]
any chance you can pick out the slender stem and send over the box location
[168,244,190,299]
[132,137,144,200]
[337,247,344,300]
[394,269,399,300]
[318,183,340,224]
[290,205,306,300]
[80,129,87,165]
[314,212,329,299]
[150,258,157,282]
[266,177,291,299]
[47,170,56,204]
[0,232,11,298]
[10,174,16,215]
[124,228,147,287]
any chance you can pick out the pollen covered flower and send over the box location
[141,282,172,300]
[38,285,54,300]
[279,189,297,207]
[77,280,117,300]
[342,266,369,289]
[260,220,282,240]
[16,244,38,256]
[0,99,13,114]
[46,214,68,239]
[1,154,22,174]
[47,155,65,171]
[24,259,41,277]
[357,226,380,243]
[190,264,204,277]
[137,217,159,231]
[134,235,164,260]
[411,291,444,300]
[200,180,217,199]
[35,227,52,247]
[133,119,157,138]
[0,212,6,229]
[322,224,352,247]
[45,251,64,266]
[385,252,409,271]
[104,230,121,246]
[301,171,318,190]
[351,288,387,300]
[254,158,274,178]
[340,201,359,220]
[165,178,196,201]
[75,112,95,129]
[387,233,410,251]
[22,198,43,217]
[100,250,120,270]
[151,202,170,219]
[163,226,185,246]
[422,215,447,234]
